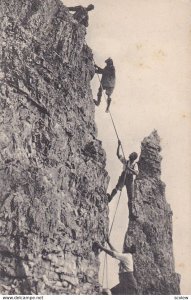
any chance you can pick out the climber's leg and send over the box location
[94,85,102,106]
[111,273,137,295]
[105,97,111,113]
[107,188,117,202]
[126,181,138,220]
[111,283,121,295]
[105,87,114,112]
[107,171,126,202]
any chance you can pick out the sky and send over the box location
[64,0,191,294]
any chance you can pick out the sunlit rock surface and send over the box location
[125,130,180,295]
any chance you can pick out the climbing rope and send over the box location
[92,59,126,159]
[90,54,128,290]
[101,249,109,290]
[101,187,125,290]
[93,58,127,286]
[83,41,126,158]
[106,253,109,288]
[92,54,128,234]
[109,189,123,236]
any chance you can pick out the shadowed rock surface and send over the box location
[125,130,181,294]
[0,0,109,294]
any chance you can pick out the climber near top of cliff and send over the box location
[68,4,94,27]
[95,238,138,295]
[107,140,139,220]
[94,58,116,113]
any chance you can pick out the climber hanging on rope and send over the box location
[95,237,138,295]
[94,58,116,113]
[107,140,139,220]
[68,4,94,27]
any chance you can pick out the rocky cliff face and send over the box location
[0,0,109,294]
[0,0,181,296]
[125,130,180,295]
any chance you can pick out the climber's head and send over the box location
[124,244,136,254]
[86,4,94,11]
[105,57,113,66]
[129,152,138,162]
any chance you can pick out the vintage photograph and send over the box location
[0,0,191,296]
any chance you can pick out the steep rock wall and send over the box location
[0,0,109,295]
[125,131,180,294]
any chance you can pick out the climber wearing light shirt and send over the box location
[107,140,139,219]
[95,238,138,295]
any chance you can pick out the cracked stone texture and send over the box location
[0,0,109,295]
[125,130,181,295]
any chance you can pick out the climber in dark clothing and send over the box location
[68,4,94,27]
[94,58,116,112]
[95,238,138,295]
[107,140,139,220]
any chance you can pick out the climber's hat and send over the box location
[105,57,113,65]
[86,4,94,11]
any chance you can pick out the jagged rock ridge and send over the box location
[0,0,109,294]
[125,130,180,295]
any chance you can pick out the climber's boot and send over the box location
[94,86,102,106]
[129,212,138,221]
[92,242,101,255]
[107,188,117,203]
[93,96,101,106]
[107,193,111,202]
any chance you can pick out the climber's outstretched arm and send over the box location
[94,65,104,74]
[127,163,139,176]
[106,237,117,252]
[68,6,80,11]
[96,242,115,257]
[117,140,126,164]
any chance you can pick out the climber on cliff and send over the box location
[94,238,138,295]
[68,4,94,27]
[94,58,116,113]
[107,140,139,220]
